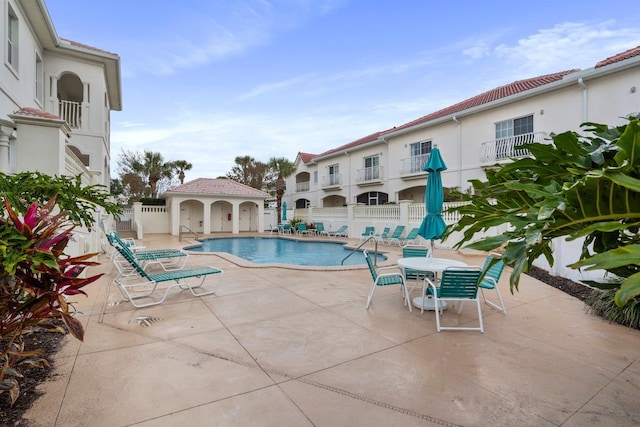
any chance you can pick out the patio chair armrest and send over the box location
[377,265,404,276]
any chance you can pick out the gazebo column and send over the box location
[257,202,264,233]
[232,203,240,234]
[203,200,212,234]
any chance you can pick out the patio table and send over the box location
[397,257,468,311]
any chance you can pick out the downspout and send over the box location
[452,115,461,190]
[578,78,588,123]
[344,151,351,204]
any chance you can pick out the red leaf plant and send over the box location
[0,196,102,405]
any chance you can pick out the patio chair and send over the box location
[327,225,348,238]
[296,222,312,236]
[401,245,435,294]
[278,223,293,234]
[479,253,507,314]
[393,227,421,247]
[107,232,188,271]
[423,266,484,333]
[111,243,223,308]
[315,222,329,236]
[364,250,411,312]
[360,226,375,241]
[373,227,391,243]
[385,225,406,245]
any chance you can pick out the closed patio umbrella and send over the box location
[282,201,287,221]
[418,147,448,248]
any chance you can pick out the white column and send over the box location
[0,125,13,173]
[232,202,240,234]
[203,200,212,234]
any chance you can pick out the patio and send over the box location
[23,234,640,426]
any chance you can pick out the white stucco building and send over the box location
[1,0,122,253]
[286,46,640,210]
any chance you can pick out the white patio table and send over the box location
[396,257,468,311]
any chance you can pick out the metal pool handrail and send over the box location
[342,236,379,266]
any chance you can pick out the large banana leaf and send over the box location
[446,115,640,306]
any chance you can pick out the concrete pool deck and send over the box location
[23,233,640,426]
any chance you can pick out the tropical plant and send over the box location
[0,172,120,229]
[267,157,296,223]
[226,155,272,190]
[118,150,175,198]
[172,160,193,185]
[446,115,640,308]
[0,197,102,405]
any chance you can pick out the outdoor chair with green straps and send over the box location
[479,253,507,314]
[107,232,188,271]
[373,227,391,243]
[112,243,223,308]
[360,226,375,241]
[401,245,435,294]
[391,227,421,247]
[423,266,484,333]
[315,222,329,236]
[384,225,405,245]
[364,250,411,312]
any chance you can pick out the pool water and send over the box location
[186,237,386,266]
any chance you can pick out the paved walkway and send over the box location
[24,234,640,426]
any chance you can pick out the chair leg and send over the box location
[480,286,507,314]
[476,299,485,333]
[366,283,376,308]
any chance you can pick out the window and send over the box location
[364,155,379,180]
[328,164,339,186]
[495,114,534,159]
[356,191,388,205]
[410,140,432,173]
[7,6,19,70]
[35,53,43,103]
[313,171,317,184]
[495,115,533,139]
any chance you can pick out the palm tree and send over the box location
[131,151,174,198]
[267,157,295,222]
[173,160,193,184]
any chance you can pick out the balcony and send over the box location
[356,166,383,186]
[295,181,310,192]
[480,132,546,163]
[59,100,82,129]
[400,153,430,179]
[321,174,342,190]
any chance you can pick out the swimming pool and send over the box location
[186,237,386,266]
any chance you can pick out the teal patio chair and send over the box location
[296,222,312,236]
[479,253,507,314]
[315,222,329,236]
[423,266,484,333]
[401,245,435,294]
[364,250,411,312]
[112,243,223,308]
[107,232,187,271]
[360,226,375,241]
[374,227,391,243]
[328,225,348,238]
[393,227,421,247]
[384,225,405,245]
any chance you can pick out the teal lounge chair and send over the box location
[107,232,187,271]
[112,243,223,308]
[315,222,329,236]
[374,227,391,243]
[296,222,312,236]
[384,225,405,245]
[360,226,375,241]
[328,225,348,238]
[392,227,421,247]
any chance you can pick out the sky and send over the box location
[45,0,640,183]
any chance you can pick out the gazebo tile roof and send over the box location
[165,178,270,197]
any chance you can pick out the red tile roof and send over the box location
[61,38,119,57]
[388,70,579,134]
[595,45,640,68]
[13,107,61,120]
[297,152,316,163]
[165,178,271,197]
[315,130,394,158]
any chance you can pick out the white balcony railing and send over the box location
[480,132,546,163]
[400,153,430,176]
[296,181,310,192]
[321,174,342,188]
[59,100,82,129]
[355,166,383,183]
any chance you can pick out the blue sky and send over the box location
[46,1,640,182]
